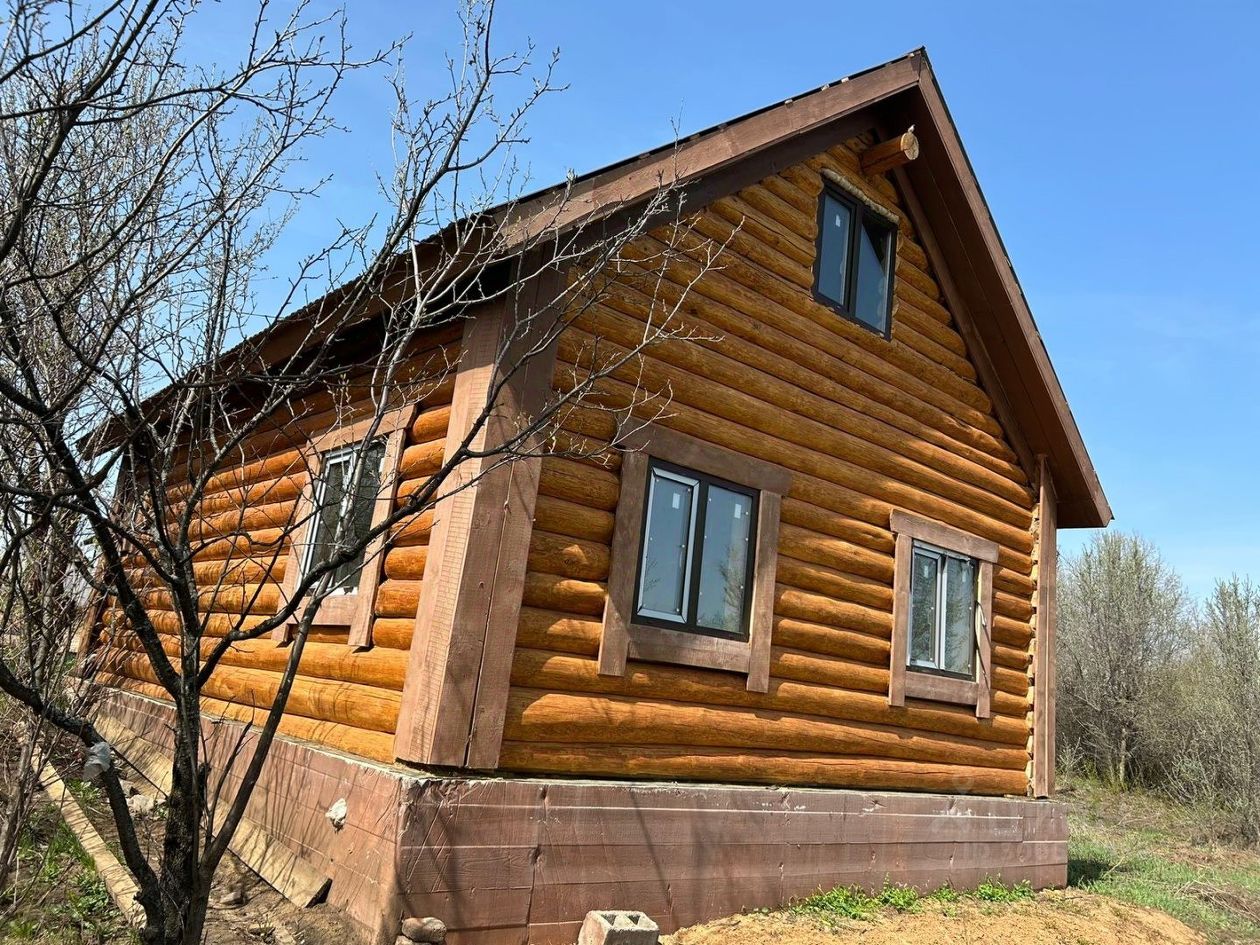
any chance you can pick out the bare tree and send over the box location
[0,2,717,943]
[1140,578,1260,841]
[1056,531,1190,788]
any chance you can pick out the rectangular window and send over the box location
[907,541,977,678]
[888,509,997,718]
[813,184,897,335]
[600,427,790,691]
[635,460,757,639]
[302,439,387,594]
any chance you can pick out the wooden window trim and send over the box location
[274,403,417,647]
[888,509,994,719]
[811,180,897,339]
[598,427,789,692]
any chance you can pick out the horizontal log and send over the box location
[778,523,893,583]
[411,404,452,444]
[510,649,1028,746]
[521,573,606,617]
[374,580,423,618]
[772,617,889,665]
[539,457,620,511]
[775,585,889,638]
[383,545,428,582]
[370,617,413,650]
[192,529,287,564]
[186,501,295,542]
[499,741,1029,795]
[399,440,444,479]
[776,556,892,611]
[516,606,602,656]
[391,508,434,546]
[527,530,610,582]
[506,688,1027,770]
[102,676,393,762]
[105,654,400,733]
[106,629,406,690]
[533,494,615,545]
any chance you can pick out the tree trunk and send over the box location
[146,693,211,945]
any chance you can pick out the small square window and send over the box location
[813,185,896,335]
[908,540,977,679]
[302,439,387,594]
[635,460,757,639]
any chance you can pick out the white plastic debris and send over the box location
[82,741,112,781]
[325,797,347,830]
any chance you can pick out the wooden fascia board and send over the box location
[891,67,1110,528]
[498,55,925,248]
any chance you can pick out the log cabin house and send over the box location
[86,48,1110,945]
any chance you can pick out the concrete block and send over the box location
[577,911,659,945]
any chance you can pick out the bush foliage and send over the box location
[1058,532,1260,841]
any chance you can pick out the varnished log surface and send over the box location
[506,137,1040,796]
[99,337,457,758]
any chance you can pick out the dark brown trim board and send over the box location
[394,286,560,769]
[597,426,790,692]
[1033,458,1058,798]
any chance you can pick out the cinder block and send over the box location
[577,911,659,945]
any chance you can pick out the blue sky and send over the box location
[236,1,1260,598]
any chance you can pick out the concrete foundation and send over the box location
[100,690,1067,945]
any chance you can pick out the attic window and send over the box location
[813,185,896,335]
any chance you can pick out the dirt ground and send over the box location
[49,759,361,945]
[665,890,1206,945]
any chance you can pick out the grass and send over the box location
[0,799,130,944]
[787,876,1033,927]
[1062,775,1260,943]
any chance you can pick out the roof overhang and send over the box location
[101,49,1109,527]
[496,49,1110,528]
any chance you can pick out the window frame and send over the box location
[298,439,389,599]
[632,458,760,640]
[888,509,997,719]
[274,404,416,648]
[811,182,897,339]
[598,426,791,693]
[906,539,978,680]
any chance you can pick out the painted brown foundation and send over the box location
[100,691,1066,945]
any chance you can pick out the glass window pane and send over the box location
[695,486,753,636]
[855,215,892,332]
[908,550,938,666]
[637,470,695,621]
[308,440,386,594]
[942,555,977,676]
[816,194,852,306]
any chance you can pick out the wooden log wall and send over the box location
[98,331,458,764]
[502,136,1042,796]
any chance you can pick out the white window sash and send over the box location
[636,466,700,624]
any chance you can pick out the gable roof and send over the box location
[496,48,1109,528]
[115,48,1108,528]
